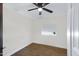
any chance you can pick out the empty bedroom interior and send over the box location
[3,3,67,56]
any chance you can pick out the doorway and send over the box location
[0,3,3,56]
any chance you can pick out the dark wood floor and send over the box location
[12,43,67,56]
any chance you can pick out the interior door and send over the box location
[71,3,79,56]
[0,3,3,56]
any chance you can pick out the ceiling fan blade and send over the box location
[33,3,38,7]
[43,3,49,7]
[43,8,53,13]
[39,11,42,15]
[28,8,38,11]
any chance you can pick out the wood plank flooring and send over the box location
[12,43,67,56]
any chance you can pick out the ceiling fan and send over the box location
[28,3,53,15]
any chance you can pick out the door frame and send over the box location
[67,3,79,56]
[67,3,73,56]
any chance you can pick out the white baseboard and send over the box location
[32,42,67,49]
[3,42,32,56]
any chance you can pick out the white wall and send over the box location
[32,15,67,49]
[3,3,67,56]
[3,4,32,56]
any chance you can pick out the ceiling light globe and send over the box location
[38,8,42,11]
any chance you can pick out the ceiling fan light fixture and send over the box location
[38,8,42,11]
[28,3,53,15]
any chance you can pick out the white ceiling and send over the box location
[4,3,68,18]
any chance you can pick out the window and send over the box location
[41,24,56,36]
